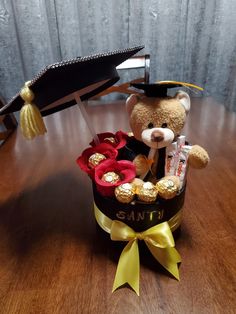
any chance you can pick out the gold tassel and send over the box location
[19,82,47,140]
[157,80,204,91]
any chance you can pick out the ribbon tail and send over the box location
[112,239,140,296]
[145,242,181,280]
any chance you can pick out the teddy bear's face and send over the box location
[126,91,190,149]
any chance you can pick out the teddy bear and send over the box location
[124,84,209,198]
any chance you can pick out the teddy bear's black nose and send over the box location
[151,130,164,142]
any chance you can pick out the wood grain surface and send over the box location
[0,98,235,314]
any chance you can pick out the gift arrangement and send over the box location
[0,46,209,296]
[77,81,209,295]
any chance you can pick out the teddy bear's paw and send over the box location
[156,176,180,200]
[133,154,152,177]
[188,145,209,169]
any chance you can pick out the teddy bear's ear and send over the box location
[126,94,140,115]
[175,91,191,113]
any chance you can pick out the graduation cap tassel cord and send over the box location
[74,92,100,145]
[20,82,47,140]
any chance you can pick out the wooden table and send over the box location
[0,98,235,314]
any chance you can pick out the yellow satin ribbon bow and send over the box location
[94,203,181,296]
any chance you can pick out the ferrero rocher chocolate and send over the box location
[104,137,116,144]
[165,175,180,189]
[88,153,106,168]
[131,178,144,194]
[115,183,136,203]
[156,178,178,199]
[137,181,158,203]
[101,172,120,184]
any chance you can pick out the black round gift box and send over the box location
[93,184,186,233]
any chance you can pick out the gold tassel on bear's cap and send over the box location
[20,81,47,140]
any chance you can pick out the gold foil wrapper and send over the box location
[131,178,144,194]
[88,153,106,168]
[156,178,178,200]
[137,182,158,203]
[115,183,136,203]
[165,175,180,189]
[101,172,120,184]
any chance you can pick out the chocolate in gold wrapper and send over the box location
[102,172,120,184]
[165,175,180,189]
[131,178,144,194]
[115,183,136,203]
[137,182,158,203]
[88,153,106,168]
[156,178,178,200]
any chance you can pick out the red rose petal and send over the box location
[90,131,128,149]
[76,143,118,178]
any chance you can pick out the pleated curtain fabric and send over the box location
[0,0,236,111]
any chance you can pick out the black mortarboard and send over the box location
[0,46,143,140]
[0,46,144,116]
[131,81,203,97]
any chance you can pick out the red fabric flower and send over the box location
[94,159,136,197]
[76,143,118,177]
[90,131,128,149]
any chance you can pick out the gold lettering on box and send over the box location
[127,211,135,221]
[156,209,164,220]
[116,209,164,222]
[149,210,156,221]
[116,211,126,220]
[137,211,145,221]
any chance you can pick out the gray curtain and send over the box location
[0,0,236,111]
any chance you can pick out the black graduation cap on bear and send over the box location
[131,81,203,97]
[0,46,143,140]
